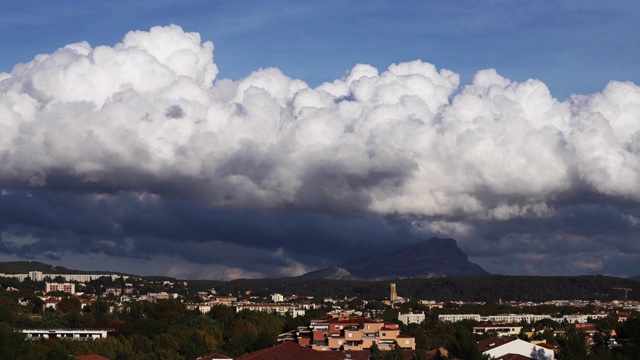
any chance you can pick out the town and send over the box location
[1,269,640,359]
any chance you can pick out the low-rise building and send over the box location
[398,312,425,325]
[438,314,481,322]
[473,324,523,337]
[22,329,113,341]
[185,303,213,314]
[478,337,554,360]
[289,316,415,351]
[46,282,76,294]
[235,303,305,317]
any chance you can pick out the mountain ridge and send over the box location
[299,237,491,280]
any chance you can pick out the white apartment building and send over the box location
[473,324,523,337]
[438,314,481,322]
[22,329,112,341]
[398,312,425,325]
[483,314,551,323]
[0,271,128,282]
[235,303,305,317]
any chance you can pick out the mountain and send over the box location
[299,237,490,280]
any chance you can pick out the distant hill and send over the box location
[299,237,490,280]
[208,275,640,302]
[0,261,128,276]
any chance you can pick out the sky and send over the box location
[1,0,640,280]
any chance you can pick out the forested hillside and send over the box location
[199,275,640,302]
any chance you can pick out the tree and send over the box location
[410,350,428,360]
[57,297,81,313]
[433,349,447,360]
[0,323,30,359]
[370,342,382,360]
[448,325,489,360]
[384,341,405,360]
[557,328,587,360]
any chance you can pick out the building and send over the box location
[46,282,76,294]
[390,283,397,302]
[438,314,481,322]
[271,293,285,303]
[185,303,213,314]
[398,312,425,325]
[22,329,113,341]
[44,298,61,310]
[478,337,554,360]
[486,314,551,323]
[0,271,128,282]
[288,316,415,351]
[235,303,305,317]
[473,324,523,337]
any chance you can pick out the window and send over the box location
[405,340,410,345]
[382,332,386,336]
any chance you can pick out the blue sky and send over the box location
[1,1,640,280]
[2,0,639,100]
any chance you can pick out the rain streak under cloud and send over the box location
[1,25,640,279]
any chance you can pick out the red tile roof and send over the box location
[495,354,533,360]
[235,342,339,360]
[74,355,109,360]
[477,337,518,352]
[536,342,556,350]
[198,353,232,360]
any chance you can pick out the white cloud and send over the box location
[1,24,640,222]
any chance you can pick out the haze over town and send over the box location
[1,1,640,280]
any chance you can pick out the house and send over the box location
[80,299,96,310]
[478,337,554,360]
[18,297,31,306]
[44,298,61,310]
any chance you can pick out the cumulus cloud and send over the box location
[1,24,640,277]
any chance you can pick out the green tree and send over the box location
[557,328,587,360]
[410,349,428,360]
[57,297,81,313]
[433,349,447,360]
[448,325,489,360]
[0,322,30,359]
[370,342,382,360]
[615,314,640,358]
[384,341,405,360]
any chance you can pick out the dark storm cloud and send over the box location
[0,190,426,276]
